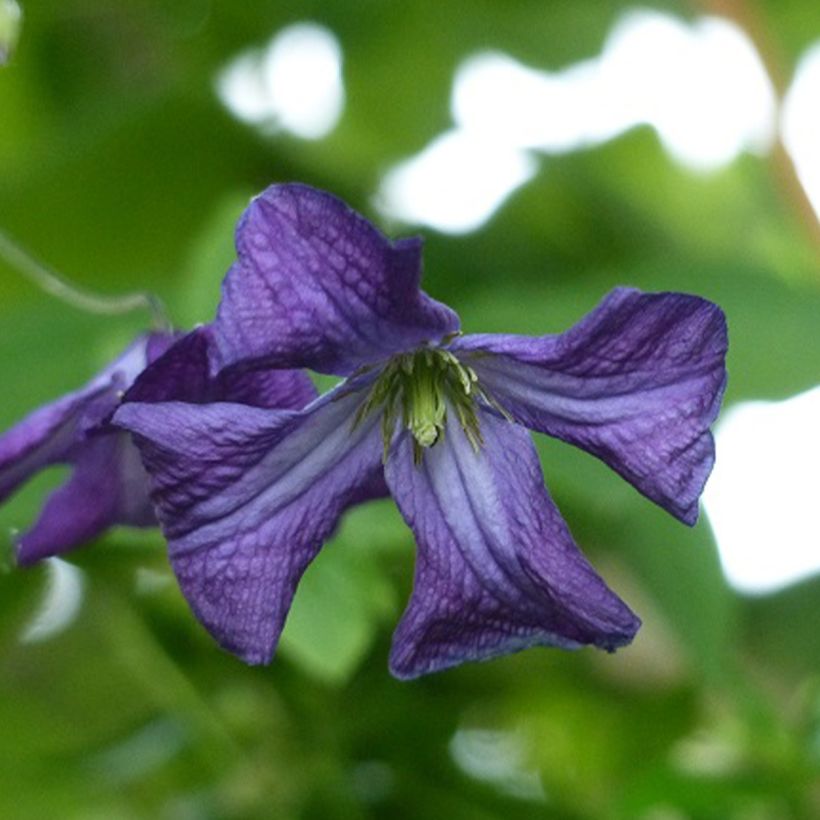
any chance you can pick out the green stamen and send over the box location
[354,347,502,464]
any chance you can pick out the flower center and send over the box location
[355,348,488,463]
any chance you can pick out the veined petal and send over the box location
[452,289,727,525]
[216,362,317,410]
[113,382,383,664]
[214,184,460,375]
[125,327,317,410]
[384,408,639,680]
[16,432,153,566]
[125,327,385,503]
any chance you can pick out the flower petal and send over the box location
[0,333,166,504]
[384,408,639,680]
[125,327,317,410]
[213,183,460,375]
[114,383,383,664]
[216,361,317,410]
[125,329,385,504]
[16,433,153,565]
[0,386,107,504]
[452,289,727,525]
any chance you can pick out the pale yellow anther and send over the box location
[352,347,493,465]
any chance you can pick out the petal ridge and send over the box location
[453,289,727,524]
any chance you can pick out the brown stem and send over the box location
[0,229,172,330]
[694,0,820,258]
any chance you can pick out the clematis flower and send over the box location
[2,327,316,566]
[115,183,728,679]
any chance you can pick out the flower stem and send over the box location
[0,228,171,330]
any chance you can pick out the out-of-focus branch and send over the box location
[0,229,171,330]
[694,0,820,258]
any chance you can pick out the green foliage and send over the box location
[0,0,21,64]
[2,1,820,818]
[278,503,399,684]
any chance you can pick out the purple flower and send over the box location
[114,184,728,679]
[2,327,316,566]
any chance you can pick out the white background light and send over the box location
[452,54,616,152]
[380,8,776,234]
[377,130,536,234]
[451,10,776,170]
[216,22,344,140]
[20,558,85,644]
[704,386,820,595]
[450,728,545,801]
[602,11,775,170]
[782,44,820,221]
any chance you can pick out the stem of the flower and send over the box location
[0,228,172,330]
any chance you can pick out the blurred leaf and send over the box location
[759,0,820,65]
[279,501,401,684]
[173,189,252,327]
[745,576,820,678]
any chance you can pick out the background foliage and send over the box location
[1,2,819,818]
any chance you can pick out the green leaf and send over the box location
[173,190,252,328]
[278,501,402,684]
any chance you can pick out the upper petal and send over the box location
[384,407,639,680]
[114,382,383,664]
[452,288,728,525]
[213,183,460,375]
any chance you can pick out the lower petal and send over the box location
[16,435,129,565]
[384,408,639,680]
[114,383,383,664]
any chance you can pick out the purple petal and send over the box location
[0,333,167,504]
[123,329,214,405]
[16,433,153,566]
[125,327,317,410]
[215,362,317,410]
[213,183,460,375]
[452,289,728,525]
[384,408,639,680]
[349,469,390,505]
[114,383,383,664]
[0,386,108,503]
